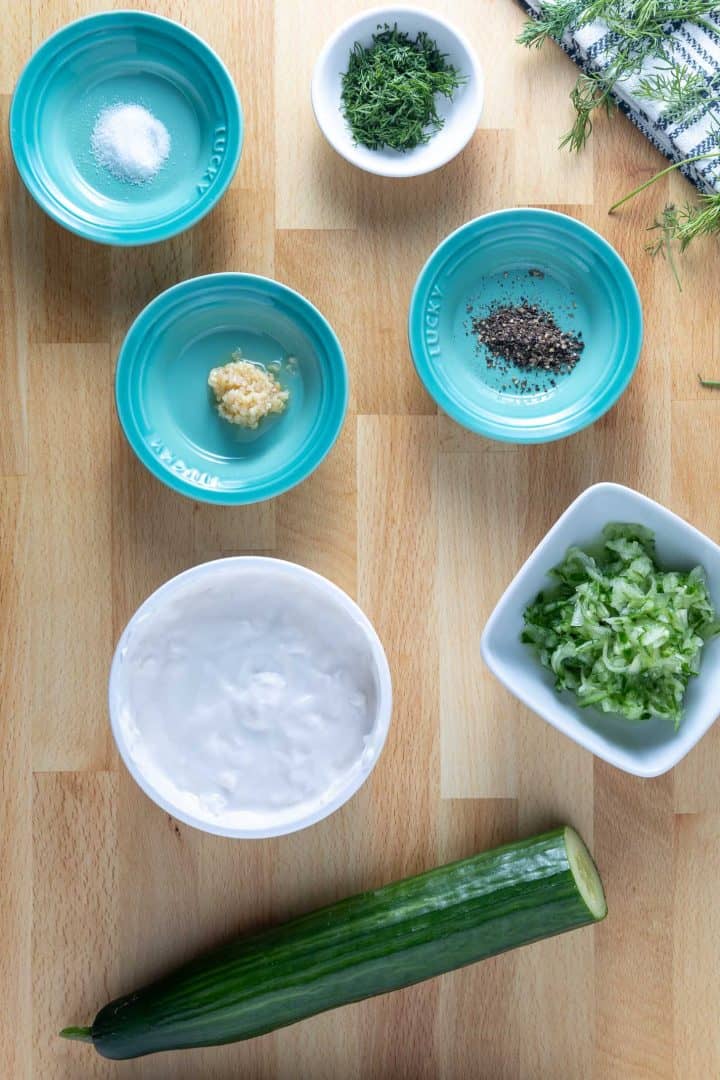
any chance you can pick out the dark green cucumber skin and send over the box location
[91,828,604,1059]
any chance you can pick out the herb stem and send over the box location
[694,15,718,34]
[663,227,683,291]
[608,151,719,213]
[698,374,720,388]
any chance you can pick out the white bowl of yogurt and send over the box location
[109,558,392,838]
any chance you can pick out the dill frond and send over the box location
[515,0,586,47]
[518,0,720,152]
[636,65,720,121]
[655,193,720,250]
[561,74,616,151]
[641,194,720,287]
[519,0,720,266]
[645,206,683,289]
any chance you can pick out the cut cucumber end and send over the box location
[564,826,607,921]
[59,1026,94,1043]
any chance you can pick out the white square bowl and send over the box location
[480,482,720,777]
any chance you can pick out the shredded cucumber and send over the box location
[522,523,719,727]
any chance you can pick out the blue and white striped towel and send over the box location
[518,2,720,194]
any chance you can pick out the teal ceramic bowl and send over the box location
[116,274,349,505]
[408,209,643,442]
[10,11,242,245]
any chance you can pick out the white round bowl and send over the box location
[311,6,484,178]
[109,557,393,838]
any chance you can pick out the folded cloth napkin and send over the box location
[517,1,720,193]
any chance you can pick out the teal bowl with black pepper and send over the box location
[408,209,643,443]
[10,11,242,245]
[115,274,349,505]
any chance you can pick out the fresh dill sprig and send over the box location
[645,207,684,289]
[517,0,720,151]
[561,73,616,150]
[608,150,720,283]
[518,0,720,271]
[516,0,585,47]
[340,24,465,152]
[636,65,719,121]
[650,194,720,250]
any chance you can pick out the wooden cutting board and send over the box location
[1,1,718,1076]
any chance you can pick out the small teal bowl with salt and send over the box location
[409,209,643,443]
[116,274,349,505]
[10,11,242,245]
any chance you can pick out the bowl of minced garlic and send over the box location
[208,351,289,430]
[115,272,348,504]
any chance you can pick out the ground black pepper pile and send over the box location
[471,299,584,391]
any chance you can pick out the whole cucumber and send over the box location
[61,826,606,1059]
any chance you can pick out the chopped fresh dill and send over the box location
[340,24,465,152]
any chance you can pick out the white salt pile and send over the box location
[90,103,171,184]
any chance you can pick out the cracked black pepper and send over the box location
[472,301,584,381]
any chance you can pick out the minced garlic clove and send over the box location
[208,355,289,430]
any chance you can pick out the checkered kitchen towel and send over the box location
[517,2,720,193]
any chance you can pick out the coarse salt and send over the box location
[90,103,171,185]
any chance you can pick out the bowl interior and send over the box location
[10,12,241,243]
[409,210,643,442]
[482,484,720,775]
[109,558,393,838]
[312,7,483,177]
[116,275,348,504]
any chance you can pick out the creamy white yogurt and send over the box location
[110,559,391,836]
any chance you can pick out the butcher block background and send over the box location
[1,1,719,1076]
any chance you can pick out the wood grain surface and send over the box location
[2,1,719,1076]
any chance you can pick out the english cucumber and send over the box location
[61,826,606,1059]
